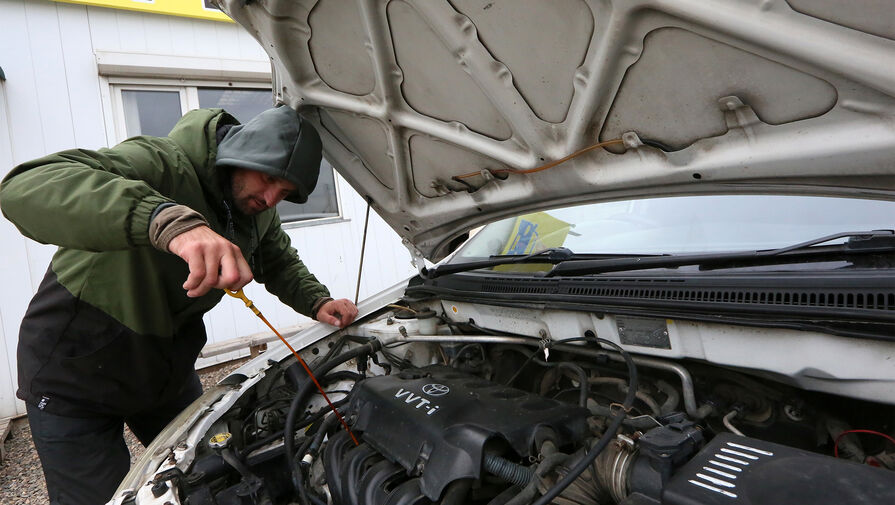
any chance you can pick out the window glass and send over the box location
[275,160,340,221]
[121,90,182,137]
[197,88,340,223]
[453,194,895,261]
[196,88,272,123]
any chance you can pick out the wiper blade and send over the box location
[547,230,895,277]
[424,247,578,279]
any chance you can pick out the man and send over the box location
[0,105,358,505]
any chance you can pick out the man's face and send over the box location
[230,168,298,215]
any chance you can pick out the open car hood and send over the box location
[218,0,895,261]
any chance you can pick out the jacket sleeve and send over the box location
[255,213,331,318]
[0,137,184,251]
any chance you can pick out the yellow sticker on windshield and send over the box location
[495,212,571,272]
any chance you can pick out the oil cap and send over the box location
[208,432,232,450]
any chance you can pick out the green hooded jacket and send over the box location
[0,108,330,417]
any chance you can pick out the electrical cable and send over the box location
[387,304,418,313]
[834,429,895,459]
[452,138,625,181]
[240,397,353,458]
[499,343,590,407]
[297,413,340,465]
[504,346,541,386]
[284,342,381,502]
[321,335,349,362]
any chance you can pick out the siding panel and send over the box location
[0,69,31,416]
[2,0,47,164]
[24,0,76,154]
[58,3,107,150]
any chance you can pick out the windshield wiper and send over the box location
[546,230,895,277]
[424,247,674,279]
[424,247,578,279]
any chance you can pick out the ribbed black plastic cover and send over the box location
[663,433,895,505]
[349,366,589,500]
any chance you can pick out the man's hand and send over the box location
[168,225,254,297]
[315,299,359,327]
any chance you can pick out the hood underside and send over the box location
[218,0,895,261]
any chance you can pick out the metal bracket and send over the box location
[719,96,760,143]
[403,239,428,276]
[621,131,644,150]
[621,131,651,161]
[430,179,453,196]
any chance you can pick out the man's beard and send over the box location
[233,196,267,215]
[230,177,267,215]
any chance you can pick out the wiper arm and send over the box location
[424,247,579,279]
[547,229,895,277]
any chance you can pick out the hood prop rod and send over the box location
[354,198,372,305]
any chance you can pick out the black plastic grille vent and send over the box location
[481,278,555,294]
[564,286,895,310]
[475,276,895,312]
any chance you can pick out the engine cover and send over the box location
[347,366,590,500]
[662,433,895,504]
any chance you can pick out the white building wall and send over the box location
[0,0,417,418]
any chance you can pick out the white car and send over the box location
[111,1,895,504]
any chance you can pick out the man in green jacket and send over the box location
[0,105,358,505]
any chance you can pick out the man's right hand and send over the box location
[168,225,254,297]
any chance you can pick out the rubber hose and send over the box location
[486,485,522,505]
[503,482,539,505]
[556,362,589,407]
[531,337,638,505]
[284,342,381,500]
[287,365,362,390]
[307,412,340,458]
[656,380,680,415]
[241,393,354,457]
[484,454,534,487]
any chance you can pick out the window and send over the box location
[121,89,183,137]
[110,82,340,224]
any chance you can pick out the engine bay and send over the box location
[168,299,895,505]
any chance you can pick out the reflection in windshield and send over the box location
[453,195,895,261]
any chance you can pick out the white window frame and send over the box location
[102,77,344,227]
[109,83,188,141]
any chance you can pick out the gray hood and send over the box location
[216,105,322,204]
[218,0,895,260]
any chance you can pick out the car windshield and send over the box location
[450,195,895,265]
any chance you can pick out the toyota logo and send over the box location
[422,383,450,396]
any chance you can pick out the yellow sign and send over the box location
[495,212,572,273]
[52,0,233,23]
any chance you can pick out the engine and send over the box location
[175,304,895,505]
[326,366,590,503]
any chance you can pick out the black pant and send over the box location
[27,373,203,505]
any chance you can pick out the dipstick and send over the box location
[224,288,359,446]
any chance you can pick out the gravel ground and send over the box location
[0,358,249,505]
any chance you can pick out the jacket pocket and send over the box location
[53,299,173,416]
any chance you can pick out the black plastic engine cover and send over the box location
[662,433,895,504]
[348,366,590,500]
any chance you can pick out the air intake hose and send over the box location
[484,454,534,487]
